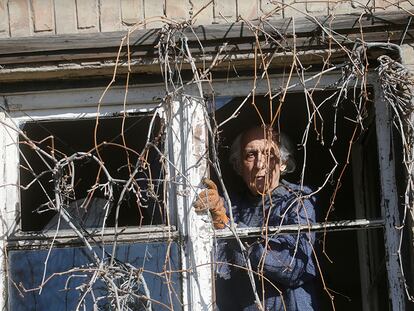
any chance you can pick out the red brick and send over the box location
[100,0,121,31]
[306,1,328,13]
[328,1,360,15]
[166,0,190,22]
[214,0,237,22]
[282,1,305,18]
[32,0,54,32]
[121,0,143,26]
[144,0,164,28]
[76,0,99,32]
[259,0,282,18]
[55,0,77,34]
[191,0,213,25]
[9,0,31,37]
[397,0,414,10]
[375,0,390,10]
[239,0,259,20]
[0,1,9,37]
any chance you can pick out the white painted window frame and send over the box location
[209,72,405,311]
[0,85,213,311]
[0,69,408,310]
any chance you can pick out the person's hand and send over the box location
[193,178,229,229]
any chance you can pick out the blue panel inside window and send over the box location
[214,96,234,111]
[8,242,181,310]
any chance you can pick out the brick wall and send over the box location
[1,0,412,68]
[0,0,411,38]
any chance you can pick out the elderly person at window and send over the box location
[194,125,317,310]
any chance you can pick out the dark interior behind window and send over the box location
[19,115,165,231]
[212,91,389,310]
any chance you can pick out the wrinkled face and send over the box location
[240,128,285,195]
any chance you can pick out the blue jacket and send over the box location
[215,180,318,310]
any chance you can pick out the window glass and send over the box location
[19,116,165,231]
[8,242,181,310]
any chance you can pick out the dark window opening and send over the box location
[19,115,165,232]
[212,91,390,310]
[351,124,389,311]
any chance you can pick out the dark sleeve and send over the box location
[235,195,317,288]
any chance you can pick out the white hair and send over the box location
[229,128,296,175]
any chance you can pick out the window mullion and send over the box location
[0,111,7,311]
[0,113,20,310]
[214,218,385,239]
[374,83,406,310]
[169,96,213,310]
[7,226,179,250]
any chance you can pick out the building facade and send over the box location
[0,1,414,310]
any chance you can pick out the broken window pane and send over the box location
[19,115,166,231]
[8,242,181,310]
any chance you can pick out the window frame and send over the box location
[7,100,174,236]
[0,70,408,310]
[0,85,190,309]
[206,72,405,310]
